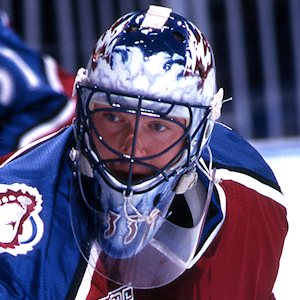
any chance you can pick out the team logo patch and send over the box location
[100,285,134,300]
[0,183,44,256]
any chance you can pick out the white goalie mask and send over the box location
[70,5,223,289]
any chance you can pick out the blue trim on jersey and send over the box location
[203,123,279,189]
[196,170,223,251]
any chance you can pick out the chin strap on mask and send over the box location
[195,144,220,185]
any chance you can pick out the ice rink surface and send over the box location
[251,137,300,300]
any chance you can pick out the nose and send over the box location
[120,131,146,158]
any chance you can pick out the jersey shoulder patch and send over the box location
[0,183,44,256]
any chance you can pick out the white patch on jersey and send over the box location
[0,183,44,256]
[216,168,285,207]
[43,54,65,93]
[0,46,41,89]
[74,243,134,300]
[99,285,134,300]
[0,67,14,106]
[74,243,98,300]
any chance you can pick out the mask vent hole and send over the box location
[198,66,204,78]
[126,25,140,33]
[172,31,185,42]
[153,194,161,207]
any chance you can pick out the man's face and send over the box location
[91,104,186,181]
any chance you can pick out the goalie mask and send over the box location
[70,5,222,288]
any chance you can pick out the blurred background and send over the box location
[0,0,299,298]
[1,0,300,141]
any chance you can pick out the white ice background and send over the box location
[251,137,300,300]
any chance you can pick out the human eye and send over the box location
[151,122,168,132]
[103,112,121,122]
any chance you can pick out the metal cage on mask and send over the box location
[75,83,211,197]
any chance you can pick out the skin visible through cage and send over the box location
[91,103,187,181]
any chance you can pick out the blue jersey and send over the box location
[0,124,287,299]
[0,12,75,156]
